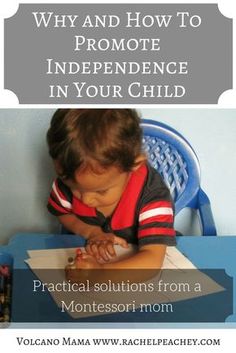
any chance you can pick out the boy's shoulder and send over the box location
[140,162,168,190]
[130,162,168,193]
[55,177,73,201]
[146,162,166,183]
[137,162,173,205]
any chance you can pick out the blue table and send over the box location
[0,234,235,326]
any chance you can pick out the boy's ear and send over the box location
[132,154,147,171]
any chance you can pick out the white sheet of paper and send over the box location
[27,245,196,269]
[25,246,225,319]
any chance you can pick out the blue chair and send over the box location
[141,119,217,236]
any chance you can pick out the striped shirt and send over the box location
[47,163,176,247]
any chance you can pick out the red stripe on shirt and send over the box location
[140,201,173,214]
[138,227,176,238]
[139,214,174,226]
[54,179,68,202]
[50,189,60,203]
[48,197,70,214]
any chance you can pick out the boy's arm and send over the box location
[48,179,104,239]
[102,244,166,270]
[58,214,128,250]
[48,179,128,254]
[99,244,166,270]
[59,213,101,239]
[67,244,166,284]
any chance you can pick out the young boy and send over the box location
[47,109,176,276]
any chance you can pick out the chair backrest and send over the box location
[141,119,201,214]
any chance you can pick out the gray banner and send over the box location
[4,4,232,104]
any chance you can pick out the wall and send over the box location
[0,109,235,244]
[0,109,55,244]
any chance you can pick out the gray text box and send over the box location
[4,4,232,104]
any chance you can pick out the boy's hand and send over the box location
[85,233,128,262]
[76,252,102,269]
[65,251,102,284]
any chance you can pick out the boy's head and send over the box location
[47,109,144,180]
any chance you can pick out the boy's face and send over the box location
[62,165,130,211]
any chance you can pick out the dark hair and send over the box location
[47,109,143,179]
